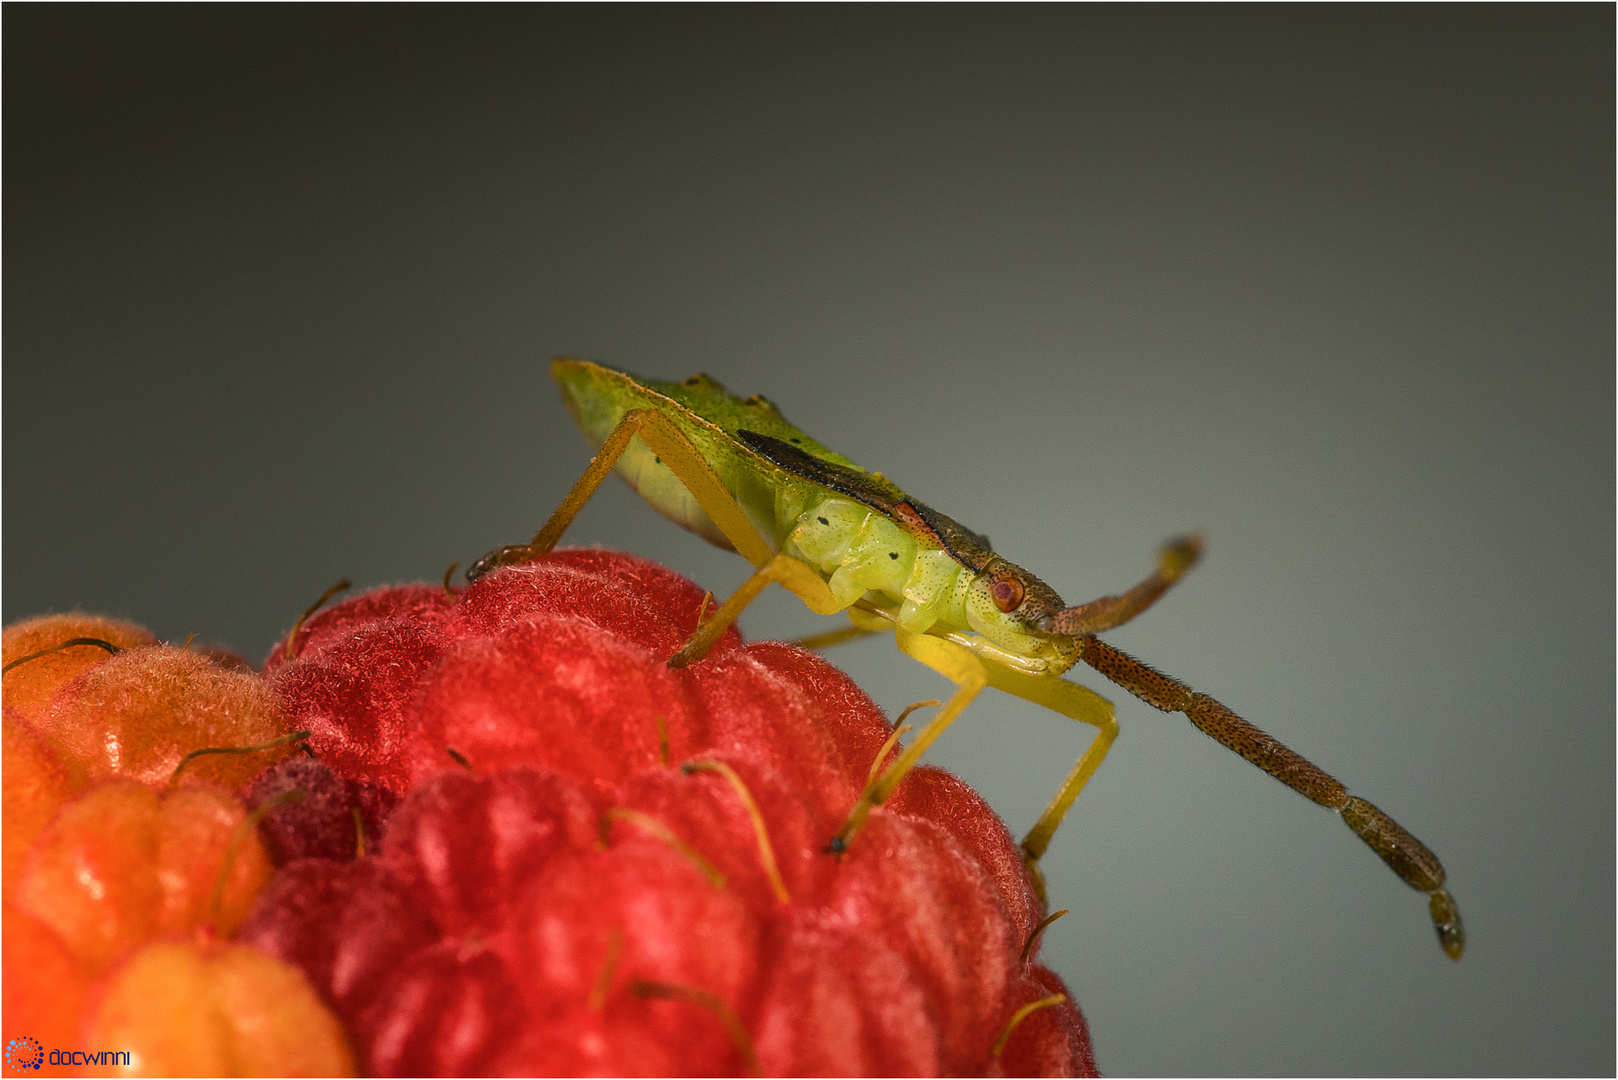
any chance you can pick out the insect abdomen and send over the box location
[785,494,968,633]
[615,431,738,551]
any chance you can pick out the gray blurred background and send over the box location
[5,8,1611,1075]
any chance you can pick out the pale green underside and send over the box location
[552,358,970,634]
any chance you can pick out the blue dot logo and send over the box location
[5,1037,43,1072]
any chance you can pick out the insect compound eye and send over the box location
[988,575,1025,613]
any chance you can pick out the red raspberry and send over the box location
[247,549,1098,1076]
[243,756,398,866]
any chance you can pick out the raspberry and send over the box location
[261,584,458,678]
[82,939,355,1076]
[2,715,81,900]
[1,615,357,1076]
[29,644,299,790]
[1,615,158,726]
[247,549,1098,1075]
[2,904,91,1061]
[243,757,398,865]
[12,780,274,973]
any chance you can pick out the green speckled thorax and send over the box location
[552,358,1064,648]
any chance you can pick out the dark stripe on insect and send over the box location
[737,429,995,572]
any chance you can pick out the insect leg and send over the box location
[787,607,894,652]
[1079,634,1465,959]
[469,408,777,578]
[468,406,859,668]
[666,553,845,668]
[785,623,886,652]
[828,629,988,855]
[978,664,1119,909]
[1041,534,1204,636]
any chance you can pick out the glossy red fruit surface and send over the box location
[247,549,1098,1076]
[12,780,274,974]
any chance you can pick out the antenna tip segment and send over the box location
[1430,889,1465,961]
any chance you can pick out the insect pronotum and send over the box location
[470,357,1464,960]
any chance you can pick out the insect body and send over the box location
[472,357,1464,960]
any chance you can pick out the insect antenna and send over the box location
[1078,634,1464,959]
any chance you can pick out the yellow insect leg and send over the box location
[826,629,1118,908]
[786,622,885,653]
[791,601,896,651]
[829,629,988,854]
[475,405,866,669]
[980,663,1119,907]
[668,553,847,668]
[470,407,777,579]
